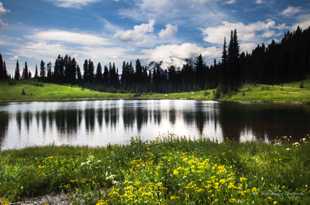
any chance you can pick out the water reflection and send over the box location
[0,100,309,150]
[0,112,9,147]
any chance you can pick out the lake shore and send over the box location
[0,137,309,204]
[0,79,310,104]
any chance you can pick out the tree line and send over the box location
[0,25,309,93]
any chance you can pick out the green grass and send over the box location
[0,137,309,204]
[223,79,310,104]
[0,79,310,104]
[0,81,134,102]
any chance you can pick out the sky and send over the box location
[0,0,310,73]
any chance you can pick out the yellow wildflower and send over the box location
[173,169,180,176]
[229,198,237,203]
[240,177,247,183]
[251,187,257,193]
[170,195,178,200]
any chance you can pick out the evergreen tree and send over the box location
[88,60,95,82]
[34,65,38,79]
[47,62,53,81]
[103,65,109,85]
[14,60,20,80]
[195,55,205,89]
[83,60,89,81]
[0,54,8,80]
[77,65,82,82]
[28,70,32,79]
[0,54,3,80]
[40,60,46,80]
[3,61,8,80]
[22,62,29,80]
[96,62,103,81]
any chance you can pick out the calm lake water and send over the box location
[0,100,309,150]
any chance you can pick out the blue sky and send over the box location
[0,0,309,73]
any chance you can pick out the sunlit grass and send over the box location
[0,136,309,204]
[0,79,309,103]
[224,79,310,104]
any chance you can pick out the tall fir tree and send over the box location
[34,65,38,79]
[22,62,29,80]
[40,60,46,80]
[14,60,20,80]
[0,54,3,80]
[96,62,103,81]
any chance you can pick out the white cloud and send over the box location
[281,6,301,17]
[256,0,264,4]
[0,2,8,29]
[34,30,110,46]
[262,30,275,38]
[293,15,310,30]
[0,2,7,15]
[225,0,236,5]
[0,19,6,28]
[143,43,221,68]
[159,24,178,39]
[202,19,288,52]
[11,39,136,73]
[53,0,99,8]
[119,0,227,26]
[114,20,156,44]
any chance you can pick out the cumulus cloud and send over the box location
[34,30,110,46]
[114,20,156,44]
[119,0,227,26]
[0,2,7,15]
[0,2,8,29]
[52,0,99,8]
[143,43,221,68]
[159,24,178,39]
[202,19,288,52]
[293,14,310,30]
[11,34,136,72]
[225,0,236,5]
[281,6,301,17]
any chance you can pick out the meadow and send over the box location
[0,79,310,103]
[0,136,309,204]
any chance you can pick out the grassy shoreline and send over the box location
[0,79,309,104]
[0,137,309,204]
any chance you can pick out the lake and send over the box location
[0,100,309,150]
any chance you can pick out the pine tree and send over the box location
[88,60,95,82]
[0,54,8,80]
[22,62,29,80]
[195,55,205,89]
[3,61,7,79]
[83,60,89,81]
[40,60,46,80]
[47,62,53,81]
[34,65,38,79]
[14,60,20,80]
[96,62,103,81]
[28,70,32,79]
[77,65,82,82]
[0,54,3,80]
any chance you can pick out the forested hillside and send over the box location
[1,26,309,93]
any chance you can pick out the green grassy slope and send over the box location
[0,79,309,103]
[223,79,310,104]
[0,81,133,102]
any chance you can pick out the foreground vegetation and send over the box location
[0,79,310,104]
[0,136,309,204]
